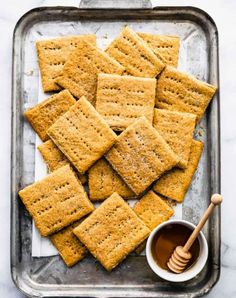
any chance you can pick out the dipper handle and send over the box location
[183,194,222,252]
[167,194,222,273]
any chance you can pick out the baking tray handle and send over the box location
[79,0,152,9]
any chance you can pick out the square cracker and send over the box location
[153,140,204,202]
[88,158,135,201]
[96,74,156,131]
[24,90,76,141]
[133,190,174,230]
[73,193,150,271]
[18,165,94,236]
[153,109,196,169]
[36,35,96,92]
[38,140,87,184]
[106,26,165,78]
[155,66,217,123]
[50,220,87,267]
[105,117,179,195]
[56,40,124,105]
[47,96,117,174]
[138,33,180,67]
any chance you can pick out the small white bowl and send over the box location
[146,219,208,282]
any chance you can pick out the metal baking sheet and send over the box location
[11,2,220,297]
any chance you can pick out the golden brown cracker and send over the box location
[50,220,87,267]
[153,109,196,169]
[18,165,94,236]
[56,40,124,105]
[36,35,96,92]
[88,158,135,201]
[138,33,180,67]
[24,90,76,141]
[105,117,179,195]
[133,190,174,230]
[47,96,117,174]
[106,26,165,78]
[37,140,87,184]
[96,73,156,131]
[135,240,147,255]
[73,193,150,271]
[156,66,217,123]
[153,140,204,202]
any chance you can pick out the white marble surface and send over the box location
[0,0,235,297]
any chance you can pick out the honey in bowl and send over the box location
[151,223,200,271]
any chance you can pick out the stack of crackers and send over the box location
[19,26,217,271]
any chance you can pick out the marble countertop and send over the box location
[1,0,235,297]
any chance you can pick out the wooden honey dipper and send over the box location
[167,194,223,274]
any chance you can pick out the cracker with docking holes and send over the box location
[18,165,94,236]
[88,158,135,201]
[24,90,76,141]
[138,33,180,67]
[105,117,179,195]
[38,140,87,184]
[73,193,150,271]
[50,220,87,267]
[153,109,196,169]
[56,40,124,105]
[106,26,165,78]
[133,190,174,230]
[47,96,117,174]
[155,66,217,123]
[36,35,96,92]
[153,140,204,202]
[96,74,156,131]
